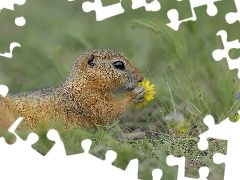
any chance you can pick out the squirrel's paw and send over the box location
[131,86,146,103]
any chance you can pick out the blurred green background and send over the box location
[0,0,240,179]
[0,0,239,125]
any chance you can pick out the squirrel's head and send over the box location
[68,49,144,94]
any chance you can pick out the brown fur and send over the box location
[0,49,145,132]
[0,95,17,129]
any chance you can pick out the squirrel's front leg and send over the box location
[101,86,146,125]
[111,86,146,118]
[128,86,146,104]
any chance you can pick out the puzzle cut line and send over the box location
[82,0,161,21]
[0,116,142,180]
[198,113,240,180]
[0,42,21,58]
[212,30,240,79]
[82,0,125,21]
[131,0,161,12]
[167,155,209,180]
[225,0,240,24]
[167,0,221,30]
[0,0,26,11]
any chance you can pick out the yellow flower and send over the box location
[135,79,156,109]
[230,112,240,122]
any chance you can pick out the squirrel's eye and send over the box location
[87,55,95,67]
[113,61,125,71]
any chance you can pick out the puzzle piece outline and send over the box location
[225,0,240,24]
[0,42,21,58]
[198,112,240,180]
[1,0,240,179]
[131,0,161,12]
[82,0,161,21]
[166,155,209,180]
[0,0,26,58]
[0,116,142,180]
[82,0,125,21]
[212,30,240,79]
[167,0,222,31]
[0,0,26,11]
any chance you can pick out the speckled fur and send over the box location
[0,49,145,132]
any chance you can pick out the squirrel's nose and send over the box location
[132,72,144,82]
[137,73,144,82]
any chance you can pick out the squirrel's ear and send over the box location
[87,54,95,68]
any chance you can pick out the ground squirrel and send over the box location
[0,49,146,132]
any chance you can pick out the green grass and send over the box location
[0,0,240,179]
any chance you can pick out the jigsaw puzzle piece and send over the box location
[104,150,117,164]
[46,129,66,157]
[81,138,92,153]
[103,149,139,179]
[82,0,124,21]
[198,115,215,150]
[152,169,163,180]
[8,117,41,156]
[167,155,186,178]
[167,0,221,30]
[8,116,23,133]
[0,117,41,163]
[213,152,226,165]
[0,0,26,11]
[65,139,139,180]
[212,30,240,78]
[190,0,220,16]
[167,155,209,180]
[131,0,161,12]
[213,152,240,180]
[0,130,138,179]
[198,112,240,179]
[198,114,240,150]
[0,120,60,180]
[0,42,21,58]
[225,0,240,24]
